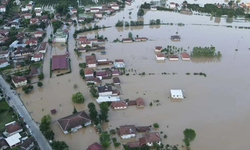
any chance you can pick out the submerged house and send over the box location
[181,52,190,60]
[57,111,91,134]
[140,132,161,147]
[170,89,184,99]
[119,125,136,139]
[170,35,181,41]
[54,28,68,43]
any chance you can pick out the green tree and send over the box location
[216,9,222,17]
[44,130,54,140]
[72,106,77,114]
[38,72,44,80]
[66,13,71,20]
[39,22,46,30]
[72,92,85,103]
[128,32,133,39]
[51,141,69,150]
[37,82,43,87]
[153,123,159,128]
[88,102,99,125]
[137,8,144,17]
[99,131,111,148]
[29,24,38,31]
[52,20,63,33]
[99,102,109,122]
[183,128,196,148]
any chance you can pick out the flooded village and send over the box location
[0,0,250,150]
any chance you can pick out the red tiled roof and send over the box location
[127,141,140,148]
[135,37,147,40]
[136,98,145,106]
[84,68,93,75]
[169,54,178,58]
[87,142,102,150]
[115,59,124,62]
[181,52,190,58]
[71,8,77,11]
[0,37,9,42]
[96,71,106,76]
[155,46,162,50]
[12,76,26,83]
[111,101,126,108]
[33,53,43,58]
[39,42,47,50]
[0,5,5,8]
[119,125,136,136]
[85,77,101,83]
[0,58,7,64]
[78,36,87,42]
[5,121,22,133]
[139,137,146,145]
[122,38,132,41]
[143,132,161,143]
[24,13,32,16]
[85,55,97,65]
[26,4,32,6]
[52,55,68,70]
[156,53,165,57]
[34,31,43,34]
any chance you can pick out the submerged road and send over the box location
[0,75,52,150]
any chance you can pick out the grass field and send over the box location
[0,101,17,132]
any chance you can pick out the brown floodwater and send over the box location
[17,1,250,150]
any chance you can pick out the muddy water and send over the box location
[17,1,250,150]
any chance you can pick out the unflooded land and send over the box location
[17,1,250,150]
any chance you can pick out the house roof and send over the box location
[0,5,5,8]
[0,139,8,148]
[85,77,101,83]
[78,36,87,42]
[135,37,147,40]
[181,52,190,58]
[5,121,22,134]
[30,66,38,75]
[20,137,35,149]
[71,8,77,11]
[169,54,178,58]
[26,4,32,6]
[143,132,161,143]
[5,133,21,147]
[119,125,136,136]
[110,101,126,108]
[155,46,162,50]
[0,50,8,54]
[34,31,43,34]
[122,38,132,41]
[96,71,106,76]
[0,58,7,64]
[115,59,124,62]
[85,55,97,65]
[98,85,112,93]
[52,54,68,70]
[171,35,181,39]
[57,111,91,131]
[112,70,120,75]
[12,76,26,83]
[24,13,32,16]
[127,141,140,148]
[84,68,93,75]
[113,77,120,83]
[87,142,102,150]
[0,37,9,42]
[33,53,43,58]
[156,53,165,57]
[136,98,145,106]
[0,30,9,35]
[39,42,47,50]
[139,137,146,145]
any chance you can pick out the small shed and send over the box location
[50,109,57,114]
[170,89,184,99]
[136,98,145,107]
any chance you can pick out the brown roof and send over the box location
[136,126,150,132]
[87,142,102,150]
[97,61,113,65]
[181,52,190,58]
[169,54,178,58]
[122,38,132,41]
[135,37,147,40]
[0,58,7,64]
[39,42,47,50]
[113,77,120,84]
[51,109,57,114]
[139,137,146,145]
[52,54,68,70]
[24,13,32,16]
[84,68,93,75]
[85,55,97,65]
[30,66,38,75]
[96,71,106,76]
[110,101,126,108]
[58,111,91,131]
[0,139,8,148]
[128,100,136,106]
[0,5,5,8]
[143,132,161,143]
[34,31,43,34]
[33,53,43,58]
[20,137,35,149]
[136,98,145,106]
[12,76,26,83]
[0,50,8,54]
[98,85,112,93]
[5,121,22,133]
[155,46,162,50]
[115,59,124,62]
[156,53,165,57]
[85,77,101,83]
[119,125,136,136]
[78,36,87,42]
[127,141,140,148]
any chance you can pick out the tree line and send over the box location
[191,46,222,58]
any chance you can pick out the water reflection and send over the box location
[214,17,221,23]
[191,57,222,63]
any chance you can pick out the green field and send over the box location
[0,101,17,132]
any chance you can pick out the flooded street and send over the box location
[17,0,250,149]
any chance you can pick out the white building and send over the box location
[114,59,125,68]
[169,2,176,9]
[54,28,68,43]
[5,133,21,148]
[24,13,32,19]
[0,5,6,12]
[34,31,43,37]
[96,96,120,103]
[31,53,43,62]
[111,4,119,10]
[12,76,27,87]
[170,89,184,99]
[0,58,9,68]
[95,12,102,18]
[26,4,32,10]
[90,8,100,13]
[21,7,28,12]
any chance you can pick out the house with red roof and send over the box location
[12,76,27,87]
[119,125,136,139]
[136,98,145,108]
[84,68,94,77]
[34,31,43,37]
[30,18,39,24]
[0,5,6,12]
[31,53,43,62]
[85,55,97,68]
[169,54,179,61]
[51,54,68,70]
[26,4,32,10]
[135,37,147,42]
[25,38,38,46]
[140,132,161,147]
[3,121,23,137]
[154,46,162,52]
[70,8,77,14]
[114,59,125,68]
[85,76,101,84]
[110,101,127,109]
[181,52,190,60]
[155,53,165,60]
[39,42,47,53]
[87,142,102,150]
[0,58,9,68]
[24,13,32,19]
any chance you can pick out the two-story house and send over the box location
[12,76,27,87]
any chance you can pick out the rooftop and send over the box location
[110,101,126,108]
[127,141,140,148]
[181,52,190,58]
[119,125,136,136]
[98,85,112,93]
[52,54,68,70]
[12,76,26,83]
[87,142,102,150]
[5,121,22,134]
[20,137,35,149]
[5,133,21,147]
[143,132,161,143]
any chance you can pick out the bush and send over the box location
[114,142,121,147]
[37,82,43,87]
[164,135,167,138]
[153,123,159,128]
[72,92,85,103]
[38,72,44,80]
[150,102,153,106]
[110,129,116,135]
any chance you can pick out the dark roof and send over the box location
[51,109,57,114]
[119,125,136,136]
[29,66,38,75]
[127,141,140,148]
[85,55,97,65]
[5,121,22,133]
[84,68,93,75]
[98,85,112,93]
[139,137,146,146]
[143,132,161,143]
[57,111,91,131]
[20,137,35,149]
[110,101,126,108]
[52,54,68,70]
[87,142,102,150]
[39,42,47,50]
[96,71,106,76]
[0,139,8,148]
[12,76,26,83]
[136,98,145,106]
[171,35,181,39]
[113,77,120,84]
